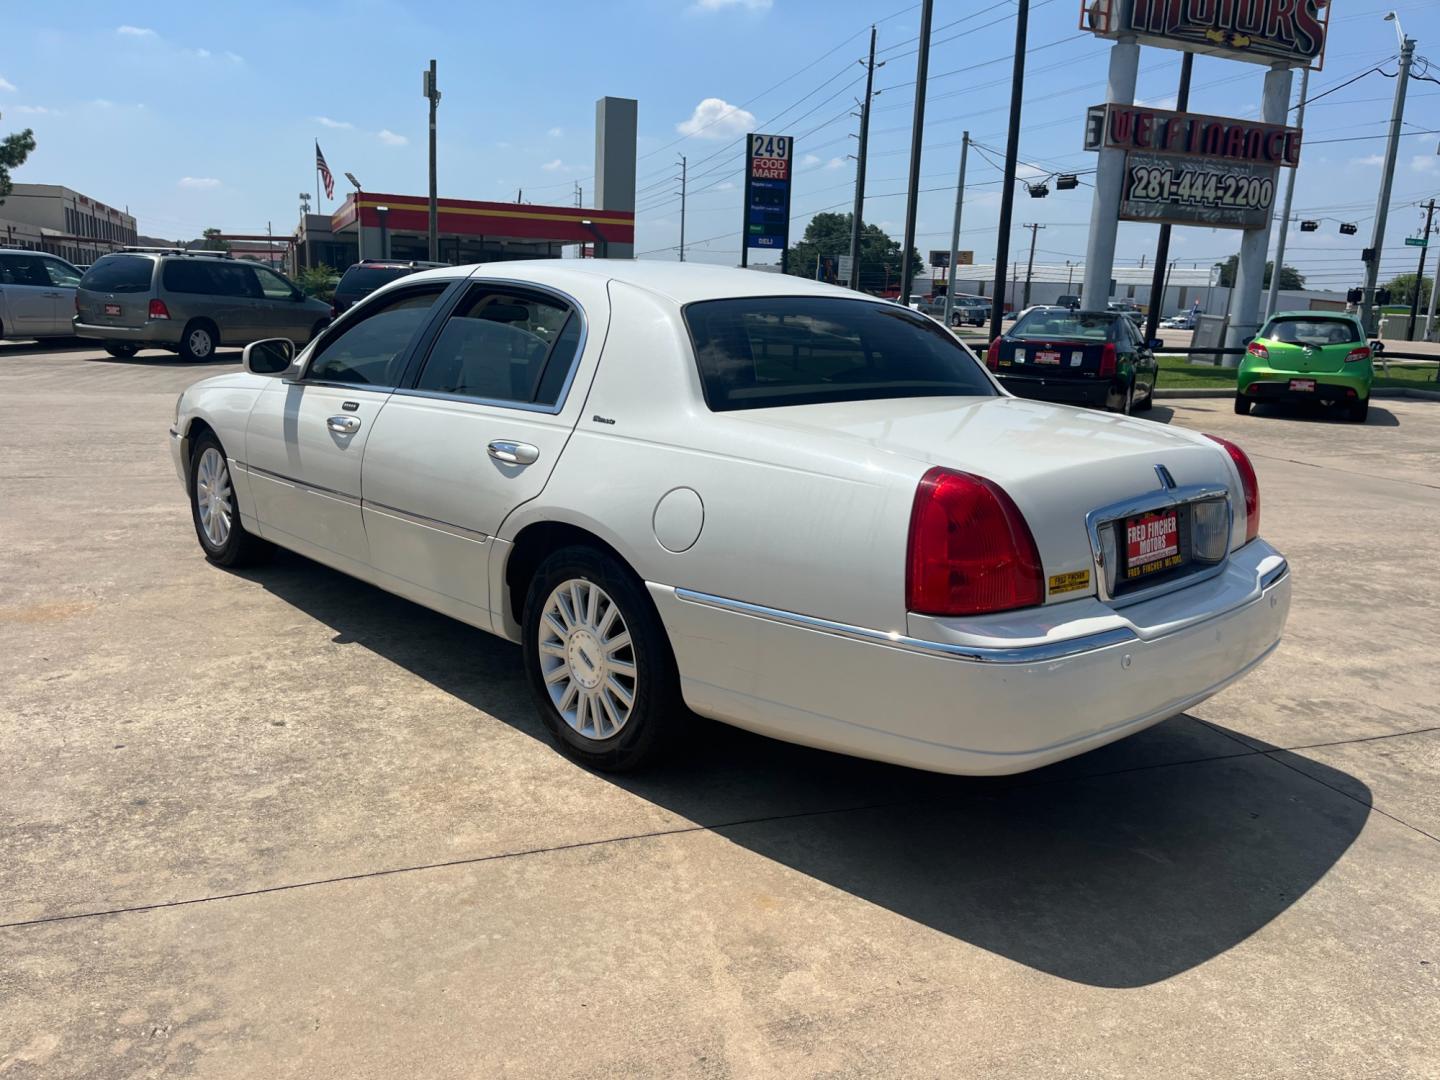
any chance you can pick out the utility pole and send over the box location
[848,26,879,292]
[1408,198,1436,340]
[898,0,933,306]
[423,59,441,262]
[1021,223,1044,307]
[991,0,1030,338]
[1426,237,1440,342]
[1145,53,1194,343]
[1266,64,1309,324]
[1361,24,1414,334]
[677,156,688,262]
[943,132,970,326]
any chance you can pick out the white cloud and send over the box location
[692,0,772,10]
[677,97,757,140]
[92,98,115,108]
[224,51,244,64]
[178,177,222,189]
[548,126,564,137]
[1351,153,1385,167]
[825,156,846,170]
[0,77,15,92]
[716,180,737,191]
[496,140,513,150]
[315,115,354,130]
[11,104,58,115]
[1410,154,1437,173]
[801,153,822,168]
[376,128,408,146]
[116,25,156,37]
[541,159,565,172]
[192,47,211,58]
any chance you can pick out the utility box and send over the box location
[1192,313,1231,366]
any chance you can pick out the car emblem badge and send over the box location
[1155,464,1177,491]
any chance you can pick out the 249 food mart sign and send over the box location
[744,133,793,250]
[1085,102,1302,229]
[1081,0,1330,69]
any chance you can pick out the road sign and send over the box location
[743,133,793,252]
[1119,151,1276,230]
[929,249,950,268]
[1405,236,1428,247]
[837,254,853,281]
[956,250,973,265]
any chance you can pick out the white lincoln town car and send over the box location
[170,261,1290,775]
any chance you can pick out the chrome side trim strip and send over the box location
[671,588,1138,664]
[241,462,361,507]
[362,499,490,543]
[1259,559,1289,591]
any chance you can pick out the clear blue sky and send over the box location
[3,0,1437,290]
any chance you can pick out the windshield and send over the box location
[1263,317,1361,347]
[1011,310,1113,341]
[684,296,996,411]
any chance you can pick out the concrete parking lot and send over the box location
[2,342,1437,1079]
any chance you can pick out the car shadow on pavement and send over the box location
[86,351,243,368]
[1249,401,1400,427]
[243,548,1370,991]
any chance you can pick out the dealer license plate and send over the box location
[1289,378,1315,392]
[103,303,121,317]
[1035,349,1061,365]
[1124,509,1183,582]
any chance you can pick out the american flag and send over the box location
[315,142,335,200]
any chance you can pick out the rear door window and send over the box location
[80,255,154,293]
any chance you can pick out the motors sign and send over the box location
[743,133,793,251]
[1084,103,1302,167]
[1082,0,1330,69]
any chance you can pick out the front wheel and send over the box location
[189,432,272,567]
[522,546,684,772]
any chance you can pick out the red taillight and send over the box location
[906,467,1044,616]
[1099,341,1117,378]
[1205,434,1260,545]
[985,338,1001,371]
[1344,346,1371,364]
[149,298,171,320]
[1247,341,1269,361]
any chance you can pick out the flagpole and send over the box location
[315,142,321,212]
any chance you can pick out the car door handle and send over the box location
[488,440,539,465]
[327,415,362,435]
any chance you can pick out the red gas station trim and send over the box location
[330,193,634,243]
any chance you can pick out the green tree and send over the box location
[785,212,922,294]
[1213,255,1305,290]
[0,113,36,204]
[1382,271,1434,307]
[200,227,230,252]
[295,263,339,302]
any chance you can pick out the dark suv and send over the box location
[332,259,447,316]
[74,251,332,360]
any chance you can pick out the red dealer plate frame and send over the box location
[1035,349,1061,365]
[1123,508,1183,582]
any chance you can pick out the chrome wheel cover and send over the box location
[195,447,233,548]
[188,327,213,358]
[538,578,637,741]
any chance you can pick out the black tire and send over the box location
[104,342,138,359]
[1348,397,1369,423]
[1234,394,1251,415]
[1135,378,1155,411]
[522,545,684,772]
[188,431,272,568]
[1110,379,1135,415]
[178,320,218,362]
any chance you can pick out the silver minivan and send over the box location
[0,249,84,341]
[74,251,332,361]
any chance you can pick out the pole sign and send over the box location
[1084,103,1302,167]
[743,134,793,251]
[1405,236,1429,248]
[1081,0,1330,70]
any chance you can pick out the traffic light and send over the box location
[1361,247,1377,263]
[1346,288,1363,304]
[1339,222,1358,235]
[1376,288,1392,305]
[1300,220,1318,232]
[1055,174,1079,190]
[1026,181,1049,198]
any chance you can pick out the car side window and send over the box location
[412,286,582,407]
[0,254,47,287]
[223,264,264,299]
[307,286,447,387]
[254,266,296,300]
[42,258,82,287]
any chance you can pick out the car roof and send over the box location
[1269,310,1354,319]
[400,258,883,306]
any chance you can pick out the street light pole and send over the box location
[1360,19,1414,334]
[677,156,687,262]
[1407,198,1436,340]
[1021,222,1044,307]
[423,59,441,263]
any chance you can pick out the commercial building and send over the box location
[0,183,137,264]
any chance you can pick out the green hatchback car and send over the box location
[1235,312,1375,422]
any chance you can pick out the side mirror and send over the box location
[244,337,295,376]
[1149,338,1165,351]
[1370,339,1385,355]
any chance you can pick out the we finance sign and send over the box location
[1082,0,1331,69]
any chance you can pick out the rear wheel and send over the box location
[1234,394,1251,415]
[522,545,683,773]
[1135,377,1155,412]
[179,320,217,362]
[1348,397,1369,423]
[189,432,272,567]
[104,342,138,359]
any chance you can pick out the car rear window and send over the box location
[338,266,412,295]
[80,255,154,293]
[1262,317,1361,346]
[684,296,996,412]
[1011,311,1113,341]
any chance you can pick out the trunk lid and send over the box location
[996,336,1109,381]
[731,395,1241,606]
[1258,340,1348,374]
[76,254,156,329]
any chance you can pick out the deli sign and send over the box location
[1084,103,1302,167]
[1082,0,1331,69]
